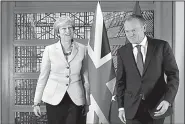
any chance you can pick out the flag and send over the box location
[133,1,142,16]
[125,1,142,44]
[109,85,122,124]
[86,2,116,124]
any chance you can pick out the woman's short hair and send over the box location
[53,16,75,34]
[124,14,145,26]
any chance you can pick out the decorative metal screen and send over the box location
[14,12,94,40]
[13,10,154,124]
[104,11,154,39]
[15,79,45,105]
[111,45,123,71]
[14,11,154,41]
[15,112,47,124]
[15,46,45,73]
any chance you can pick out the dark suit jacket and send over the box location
[116,37,179,119]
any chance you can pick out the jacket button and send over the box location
[66,67,69,69]
[66,75,69,78]
[66,84,68,86]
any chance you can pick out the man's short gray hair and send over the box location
[124,14,146,26]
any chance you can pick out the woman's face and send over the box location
[58,24,74,42]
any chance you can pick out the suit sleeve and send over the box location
[163,42,179,104]
[81,46,91,105]
[116,49,126,108]
[34,46,51,104]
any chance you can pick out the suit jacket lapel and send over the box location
[55,41,68,64]
[68,42,78,63]
[143,37,156,76]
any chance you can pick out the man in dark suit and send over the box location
[116,14,179,124]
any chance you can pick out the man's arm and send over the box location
[116,49,126,109]
[163,41,179,104]
[116,50,127,123]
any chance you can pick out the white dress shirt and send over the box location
[118,36,148,111]
[132,36,148,63]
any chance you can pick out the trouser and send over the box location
[126,100,165,124]
[46,92,84,124]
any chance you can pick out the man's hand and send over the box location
[118,109,126,123]
[154,100,170,117]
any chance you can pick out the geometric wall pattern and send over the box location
[15,46,45,73]
[15,11,153,40]
[15,112,47,124]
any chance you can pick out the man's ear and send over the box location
[143,24,147,32]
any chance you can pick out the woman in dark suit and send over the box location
[32,16,90,124]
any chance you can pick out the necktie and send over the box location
[136,45,144,76]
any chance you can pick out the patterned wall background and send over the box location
[15,11,153,40]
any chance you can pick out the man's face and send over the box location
[58,25,74,41]
[124,19,146,44]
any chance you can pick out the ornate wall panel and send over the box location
[15,112,47,124]
[14,46,45,73]
[14,11,153,40]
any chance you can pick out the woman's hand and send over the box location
[82,105,89,116]
[33,105,41,117]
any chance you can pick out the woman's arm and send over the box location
[34,46,51,104]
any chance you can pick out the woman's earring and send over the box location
[56,34,60,39]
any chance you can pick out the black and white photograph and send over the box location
[0,0,184,124]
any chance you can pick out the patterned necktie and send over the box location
[136,45,144,76]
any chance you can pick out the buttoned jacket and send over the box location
[116,37,179,119]
[34,41,90,106]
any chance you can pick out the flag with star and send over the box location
[86,2,116,124]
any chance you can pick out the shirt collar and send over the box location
[132,36,147,48]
